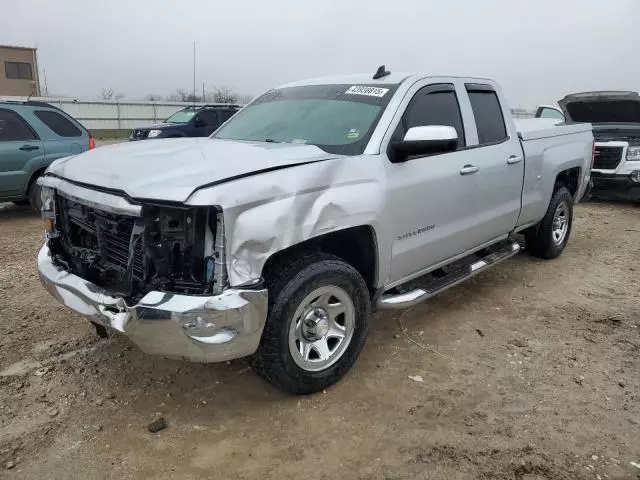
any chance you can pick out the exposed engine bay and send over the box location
[48,193,221,301]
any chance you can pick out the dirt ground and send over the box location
[0,199,638,480]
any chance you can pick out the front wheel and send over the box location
[28,177,43,212]
[525,185,574,259]
[251,252,371,395]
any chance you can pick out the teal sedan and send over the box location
[0,100,94,209]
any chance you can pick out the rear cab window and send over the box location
[34,110,82,137]
[465,84,508,145]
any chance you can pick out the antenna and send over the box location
[373,65,391,80]
[43,69,49,97]
[193,41,196,107]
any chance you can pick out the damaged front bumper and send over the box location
[37,244,268,362]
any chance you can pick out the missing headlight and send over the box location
[51,193,227,301]
[141,205,226,296]
[143,205,207,294]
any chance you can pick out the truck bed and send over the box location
[515,119,593,228]
[514,118,592,141]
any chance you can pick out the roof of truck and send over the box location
[278,72,495,89]
[279,72,414,88]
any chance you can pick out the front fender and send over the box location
[186,156,388,287]
[21,154,50,193]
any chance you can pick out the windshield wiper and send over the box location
[264,138,282,143]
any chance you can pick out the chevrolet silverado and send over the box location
[36,67,593,394]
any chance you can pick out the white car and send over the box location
[536,91,640,201]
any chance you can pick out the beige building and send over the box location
[0,44,40,97]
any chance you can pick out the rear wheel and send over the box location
[251,252,371,395]
[525,185,573,259]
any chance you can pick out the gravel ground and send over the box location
[0,200,639,480]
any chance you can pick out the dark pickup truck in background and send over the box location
[129,104,240,140]
[536,91,640,201]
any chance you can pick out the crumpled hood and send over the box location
[47,138,339,202]
[559,91,640,124]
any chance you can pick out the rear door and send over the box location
[0,108,43,198]
[30,109,88,159]
[462,84,524,242]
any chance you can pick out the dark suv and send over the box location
[129,104,240,140]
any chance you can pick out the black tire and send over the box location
[251,252,371,395]
[28,178,43,212]
[525,185,573,259]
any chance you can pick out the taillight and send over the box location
[89,137,96,150]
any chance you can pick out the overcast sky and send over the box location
[2,0,639,108]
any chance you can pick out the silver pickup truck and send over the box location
[36,68,593,394]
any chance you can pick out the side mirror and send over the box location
[194,118,205,127]
[389,126,458,163]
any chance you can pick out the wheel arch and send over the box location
[555,166,581,198]
[261,225,380,298]
[25,166,48,196]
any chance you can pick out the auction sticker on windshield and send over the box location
[345,86,389,97]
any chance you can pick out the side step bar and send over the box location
[377,240,521,310]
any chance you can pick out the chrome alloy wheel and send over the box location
[288,285,355,372]
[551,201,569,245]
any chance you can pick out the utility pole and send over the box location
[193,41,196,106]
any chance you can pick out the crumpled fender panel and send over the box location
[187,156,388,287]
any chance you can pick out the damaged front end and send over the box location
[46,190,225,302]
[36,180,266,363]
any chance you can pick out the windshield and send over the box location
[164,107,197,124]
[213,84,397,155]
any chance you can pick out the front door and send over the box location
[385,83,485,283]
[193,110,220,137]
[0,108,43,198]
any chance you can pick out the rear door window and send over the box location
[466,87,508,144]
[0,109,37,141]
[34,110,82,137]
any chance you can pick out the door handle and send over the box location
[19,145,39,151]
[507,155,523,165]
[460,164,479,175]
